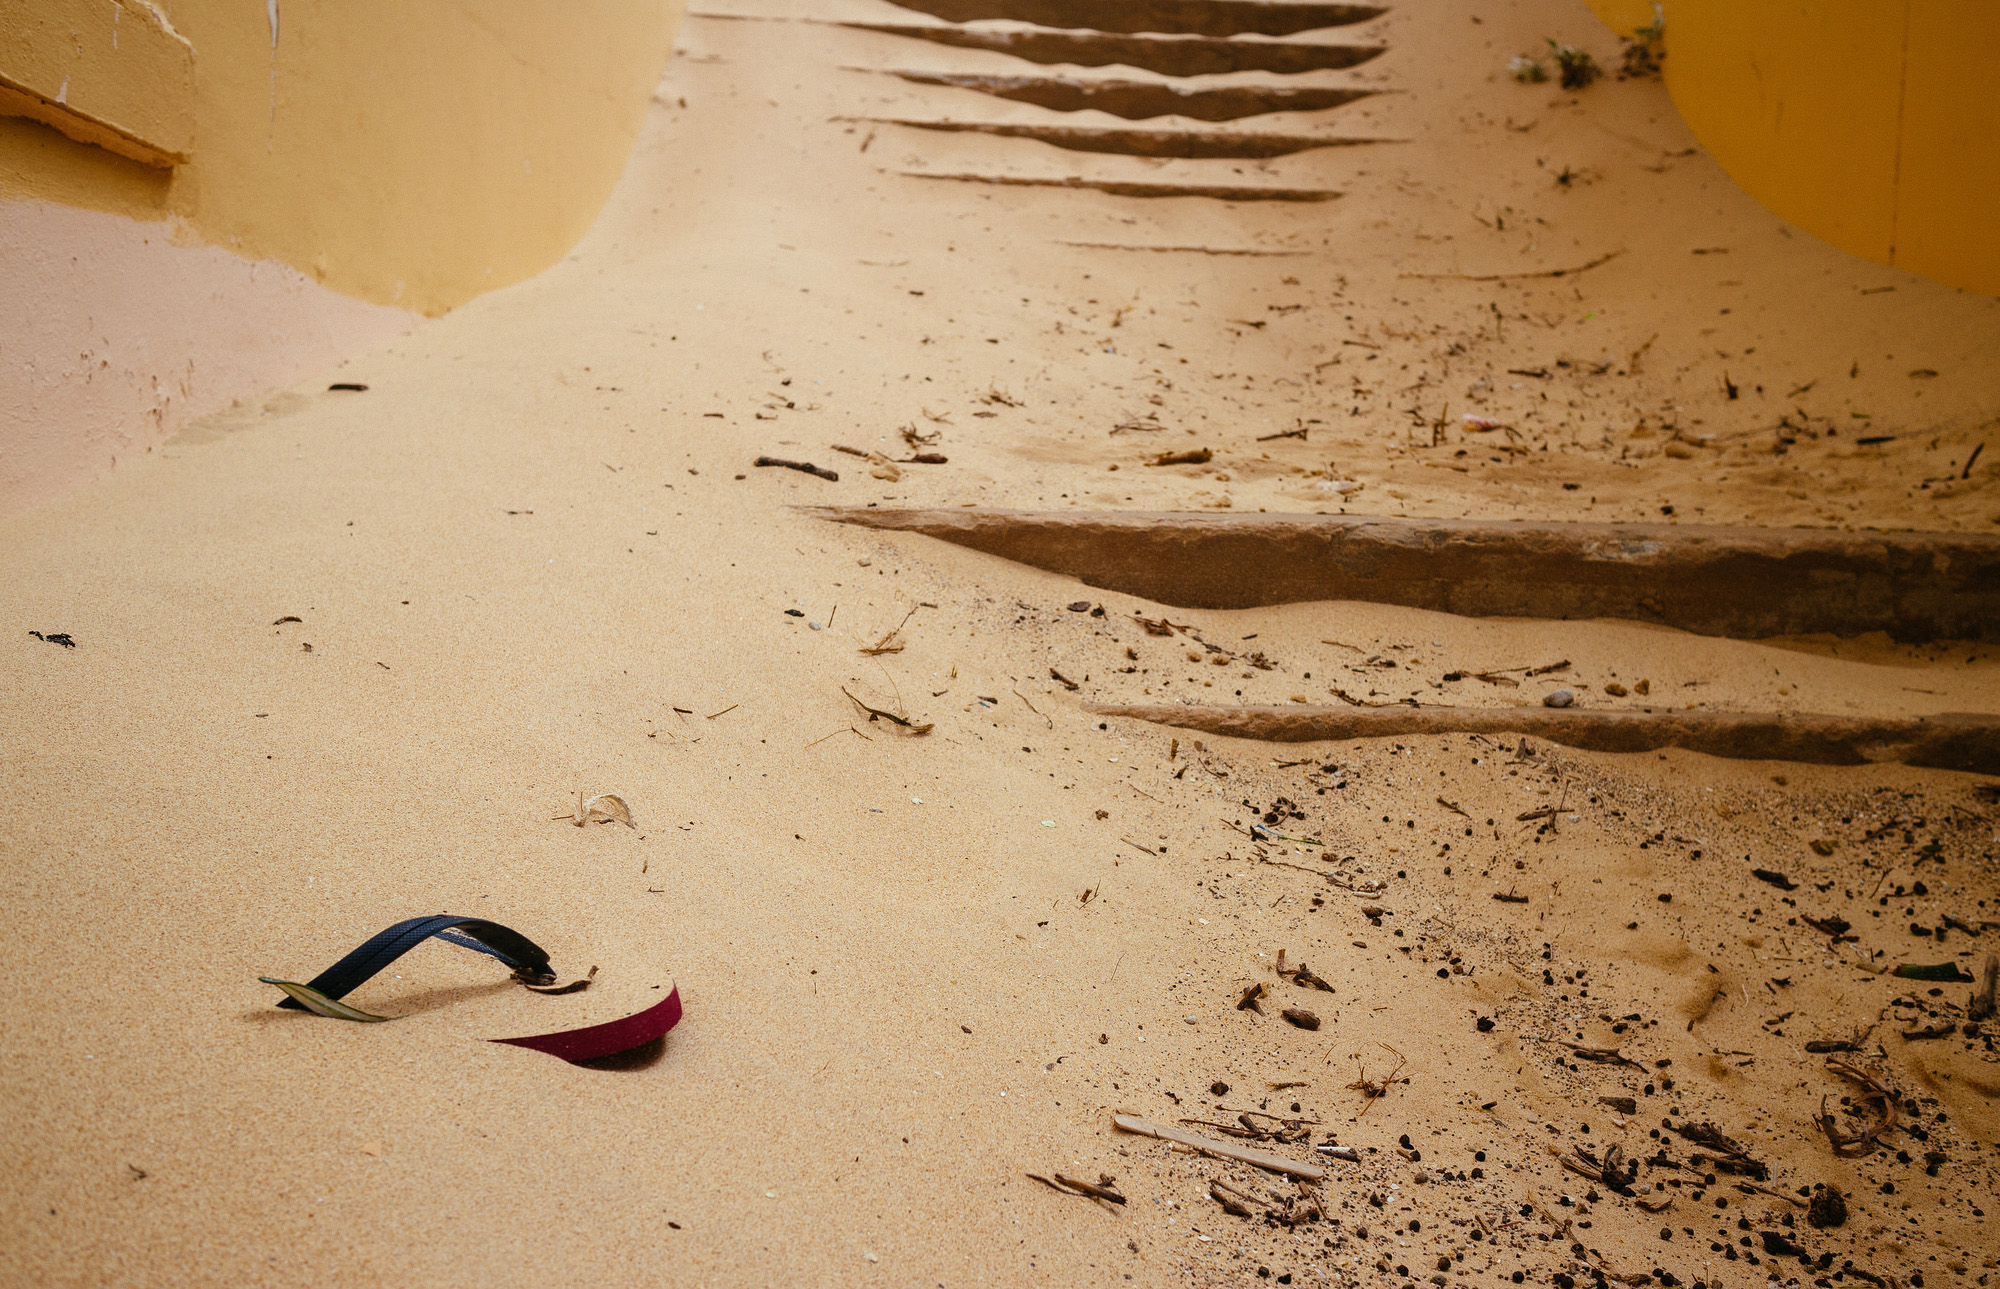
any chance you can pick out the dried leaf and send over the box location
[576,793,636,828]
[259,976,394,1022]
[1210,1182,1254,1217]
[1972,954,1998,1022]
[1893,961,1973,982]
[523,965,598,995]
[1285,962,1338,993]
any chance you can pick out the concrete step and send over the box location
[895,170,1340,199]
[1085,702,2000,773]
[806,506,2000,642]
[841,23,1385,76]
[882,69,1374,120]
[860,117,1386,158]
[879,0,1387,38]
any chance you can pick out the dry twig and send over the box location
[1399,250,1624,282]
[1816,1060,1899,1157]
[841,686,933,735]
[859,605,920,655]
[1026,1172,1125,1211]
[1344,1043,1409,1117]
[1111,1114,1325,1180]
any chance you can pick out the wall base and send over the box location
[1,197,415,518]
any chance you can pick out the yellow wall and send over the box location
[1582,0,2000,297]
[0,1,682,314]
[0,0,194,167]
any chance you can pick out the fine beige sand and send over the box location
[4,1,1997,1286]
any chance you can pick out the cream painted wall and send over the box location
[152,1,683,315]
[2,1,684,315]
[1,1,680,516]
[1581,0,1999,297]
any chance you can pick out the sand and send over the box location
[3,1,1996,1285]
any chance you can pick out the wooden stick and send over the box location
[754,456,838,481]
[1052,1172,1126,1204]
[1399,250,1624,282]
[1735,1181,1805,1207]
[1057,240,1310,257]
[1112,1113,1326,1180]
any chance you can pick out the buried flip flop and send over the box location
[259,914,681,1064]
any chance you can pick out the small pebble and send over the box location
[1211,1081,1231,1096]
[1543,689,1575,708]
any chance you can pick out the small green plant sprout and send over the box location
[1508,53,1548,82]
[1622,4,1666,77]
[1547,40,1601,89]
